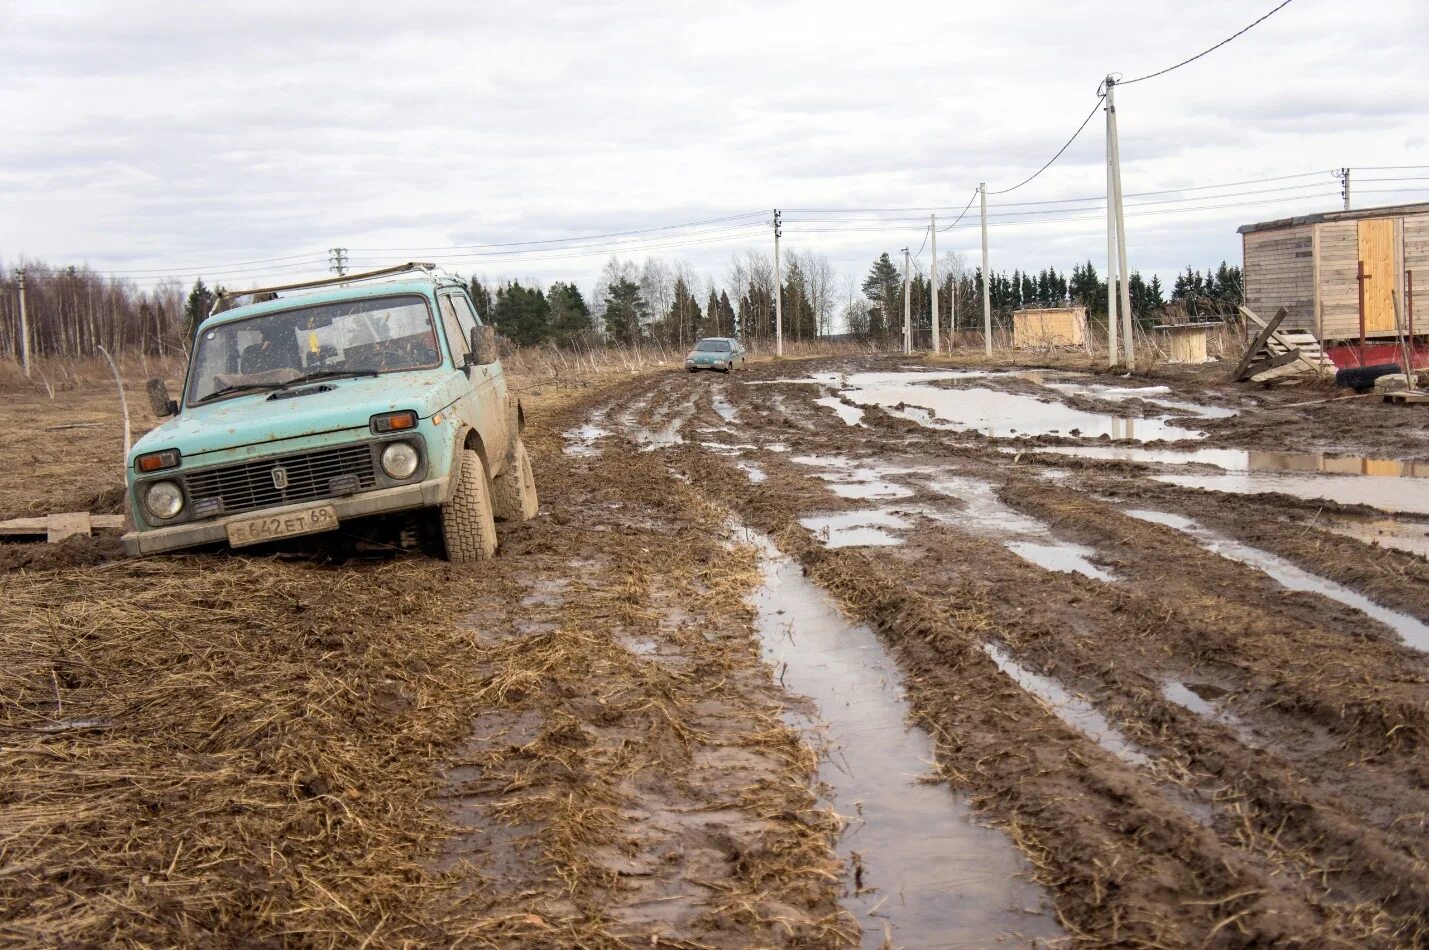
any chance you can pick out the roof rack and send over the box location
[210,262,438,314]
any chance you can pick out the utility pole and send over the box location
[1106,76,1135,371]
[980,183,992,356]
[328,248,349,276]
[902,247,912,355]
[16,267,30,377]
[1335,167,1351,210]
[930,214,940,355]
[773,209,783,358]
[1104,92,1119,366]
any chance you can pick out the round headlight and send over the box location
[144,480,184,520]
[381,441,420,479]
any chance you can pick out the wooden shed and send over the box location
[1239,201,1429,343]
[1012,306,1087,348]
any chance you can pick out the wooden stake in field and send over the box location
[98,345,131,472]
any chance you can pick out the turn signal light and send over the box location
[370,410,418,434]
[136,449,181,472]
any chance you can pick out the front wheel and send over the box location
[492,438,539,521]
[441,448,498,562]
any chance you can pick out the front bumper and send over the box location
[122,475,451,556]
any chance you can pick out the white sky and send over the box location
[2,0,1426,301]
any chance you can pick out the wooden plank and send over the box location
[1247,350,1302,378]
[1232,306,1288,381]
[1359,218,1397,334]
[47,513,91,543]
[91,515,126,530]
[1383,390,1429,405]
[0,517,49,537]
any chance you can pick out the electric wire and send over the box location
[986,96,1105,196]
[344,210,767,253]
[1118,0,1297,86]
[938,188,981,232]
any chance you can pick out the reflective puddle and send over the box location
[746,530,1064,946]
[982,643,1150,766]
[1315,513,1429,559]
[563,411,612,457]
[801,511,912,548]
[815,395,866,427]
[1155,472,1429,517]
[1042,381,1240,420]
[736,460,767,483]
[1127,509,1429,652]
[711,389,739,423]
[928,478,1116,582]
[1033,444,1429,479]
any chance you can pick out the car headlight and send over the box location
[380,441,420,479]
[144,480,184,519]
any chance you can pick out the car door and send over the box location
[443,289,507,468]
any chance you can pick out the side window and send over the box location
[449,291,481,335]
[439,295,469,364]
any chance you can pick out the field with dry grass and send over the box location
[3,345,1429,947]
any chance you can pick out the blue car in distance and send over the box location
[685,337,747,373]
[124,263,537,562]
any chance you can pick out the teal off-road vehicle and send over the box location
[124,263,537,562]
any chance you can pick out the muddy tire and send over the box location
[492,438,539,522]
[441,448,498,562]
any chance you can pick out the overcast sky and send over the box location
[2,0,1427,303]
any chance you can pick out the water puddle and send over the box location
[745,529,1063,946]
[785,370,1204,442]
[1127,510,1429,652]
[711,389,739,423]
[1042,381,1239,420]
[630,404,693,451]
[1005,541,1116,582]
[801,511,912,548]
[563,410,612,457]
[982,643,1150,766]
[1314,513,1429,559]
[736,460,767,483]
[1033,445,1429,481]
[829,481,914,501]
[814,395,866,427]
[1160,679,1259,748]
[927,478,1117,581]
[1155,472,1429,517]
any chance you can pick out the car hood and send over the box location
[132,370,463,461]
[688,351,729,360]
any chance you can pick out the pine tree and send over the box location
[861,253,901,343]
[184,278,216,341]
[492,282,552,346]
[468,277,493,319]
[602,277,647,345]
[547,282,592,344]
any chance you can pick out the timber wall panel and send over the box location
[1243,225,1314,333]
[1318,220,1362,339]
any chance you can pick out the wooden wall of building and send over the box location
[1243,224,1314,333]
[1317,220,1361,339]
[1406,217,1429,323]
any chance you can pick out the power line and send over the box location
[986,96,1104,196]
[344,211,767,253]
[1119,0,1298,86]
[939,188,981,232]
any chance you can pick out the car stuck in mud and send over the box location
[124,264,537,561]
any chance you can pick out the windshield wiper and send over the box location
[196,381,290,404]
[288,369,381,385]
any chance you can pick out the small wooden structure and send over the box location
[1153,322,1219,363]
[1229,306,1335,386]
[1240,201,1429,345]
[1012,306,1087,348]
[0,512,125,543]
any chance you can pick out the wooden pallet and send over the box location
[1234,306,1335,385]
[1382,390,1429,405]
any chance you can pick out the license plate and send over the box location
[226,506,338,548]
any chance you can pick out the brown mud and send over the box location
[7,351,1429,947]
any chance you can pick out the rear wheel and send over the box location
[441,448,498,562]
[492,438,539,521]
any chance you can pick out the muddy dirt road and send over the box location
[4,354,1429,947]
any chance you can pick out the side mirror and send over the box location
[469,325,500,366]
[147,378,178,417]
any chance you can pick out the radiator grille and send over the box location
[183,443,376,516]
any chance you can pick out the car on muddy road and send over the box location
[685,337,746,373]
[124,263,537,562]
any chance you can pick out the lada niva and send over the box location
[125,263,536,562]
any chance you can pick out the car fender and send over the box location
[446,424,491,503]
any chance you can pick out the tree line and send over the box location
[0,253,1245,366]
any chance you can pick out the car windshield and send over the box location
[186,294,441,405]
[694,340,731,352]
